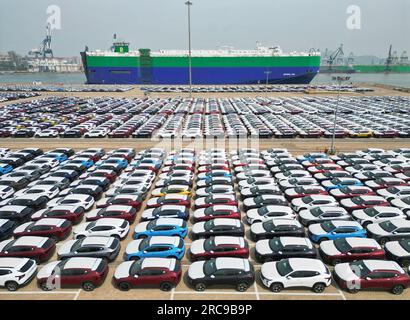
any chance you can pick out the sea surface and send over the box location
[0,72,409,88]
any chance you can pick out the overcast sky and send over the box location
[0,0,408,57]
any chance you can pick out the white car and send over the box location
[299,206,350,226]
[238,177,276,190]
[275,170,311,181]
[345,164,380,173]
[377,186,410,201]
[189,236,247,260]
[390,196,410,214]
[351,206,406,227]
[236,170,272,181]
[193,205,239,221]
[35,130,59,138]
[197,170,231,180]
[0,257,37,291]
[84,129,109,138]
[321,178,363,190]
[47,194,95,211]
[73,218,130,240]
[255,237,314,262]
[246,206,295,224]
[0,186,14,201]
[155,177,192,188]
[291,195,338,212]
[196,177,232,188]
[279,178,319,190]
[140,205,188,221]
[284,186,326,198]
[365,177,407,189]
[28,158,59,169]
[260,258,331,292]
[195,185,235,197]
[14,185,60,200]
[158,170,194,180]
[194,194,236,208]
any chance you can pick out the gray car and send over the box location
[57,236,120,261]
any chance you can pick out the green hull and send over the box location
[320,64,410,73]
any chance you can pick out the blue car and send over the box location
[322,178,364,191]
[42,152,68,163]
[133,159,162,170]
[0,163,13,175]
[198,171,232,180]
[124,236,185,260]
[69,158,95,169]
[308,220,366,243]
[297,153,328,163]
[133,218,188,239]
[100,158,128,169]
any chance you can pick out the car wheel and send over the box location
[50,235,59,242]
[194,282,206,291]
[401,260,410,268]
[129,256,140,261]
[40,282,53,291]
[348,288,359,294]
[5,281,18,292]
[76,235,85,240]
[312,282,326,293]
[236,282,249,292]
[362,221,371,228]
[332,259,342,266]
[379,237,388,246]
[82,282,95,291]
[137,235,148,239]
[391,285,404,295]
[118,282,131,291]
[270,282,284,293]
[318,237,329,244]
[160,282,173,292]
[113,235,121,240]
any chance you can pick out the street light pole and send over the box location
[329,75,350,154]
[185,1,193,98]
[264,70,271,96]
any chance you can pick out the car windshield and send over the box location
[147,220,157,229]
[257,207,269,215]
[269,238,284,251]
[310,207,324,217]
[204,220,215,230]
[262,220,275,231]
[350,261,371,278]
[363,208,379,217]
[85,222,97,230]
[203,259,217,276]
[352,197,364,205]
[203,238,215,251]
[402,197,410,205]
[204,207,215,215]
[139,238,150,250]
[333,239,352,253]
[130,259,143,275]
[379,221,397,232]
[399,239,410,252]
[276,259,293,276]
[71,239,85,252]
[302,196,313,204]
[321,221,336,232]
[386,187,399,194]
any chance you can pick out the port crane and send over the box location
[385,45,393,72]
[28,24,54,59]
[325,44,344,71]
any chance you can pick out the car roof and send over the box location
[164,194,188,200]
[289,258,327,272]
[363,260,403,272]
[13,236,48,247]
[141,257,175,270]
[105,205,133,211]
[63,257,101,270]
[345,237,381,248]
[331,220,362,227]
[213,219,241,226]
[280,237,312,247]
[81,237,112,247]
[214,236,245,247]
[0,205,27,212]
[390,219,410,228]
[159,205,186,211]
[215,257,249,271]
[0,257,30,269]
[95,218,126,226]
[156,218,184,226]
[149,236,180,246]
[35,218,66,227]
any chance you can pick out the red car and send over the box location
[189,236,249,261]
[31,205,85,224]
[38,257,109,291]
[146,194,191,208]
[198,164,230,173]
[319,238,385,265]
[0,236,56,263]
[334,260,410,294]
[329,186,376,199]
[85,205,137,223]
[340,196,390,212]
[284,186,328,200]
[96,194,143,209]
[13,218,72,241]
[194,194,238,209]
[113,258,182,291]
[192,205,240,222]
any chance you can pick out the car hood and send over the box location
[134,221,149,233]
[125,240,142,255]
[57,240,76,256]
[85,209,100,219]
[37,261,60,279]
[189,240,206,255]
[366,223,389,236]
[255,240,272,255]
[298,210,315,220]
[141,208,155,218]
[308,223,325,236]
[334,263,360,282]
[188,261,206,279]
[193,209,206,218]
[114,261,134,279]
[385,242,409,257]
[319,240,340,256]
[194,198,206,206]
[250,223,266,234]
[243,198,256,207]
[260,262,281,280]
[192,223,206,234]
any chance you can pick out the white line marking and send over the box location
[254,283,260,300]
[0,291,79,295]
[170,287,175,300]
[337,288,347,300]
[173,291,343,296]
[73,289,81,300]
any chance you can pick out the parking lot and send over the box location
[0,94,409,139]
[0,142,410,300]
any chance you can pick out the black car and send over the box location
[0,177,30,190]
[19,164,50,175]
[191,219,245,240]
[22,148,44,157]
[243,195,288,210]
[0,219,18,241]
[250,219,305,241]
[6,170,41,182]
[8,195,48,211]
[50,148,75,157]
[0,157,24,168]
[60,130,82,138]
[254,237,317,263]
[0,205,34,222]
[77,178,111,192]
[187,257,255,292]
[60,164,87,174]
[48,170,79,182]
[69,185,104,200]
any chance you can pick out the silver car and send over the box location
[57,236,120,261]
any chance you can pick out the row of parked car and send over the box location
[1,96,409,138]
[1,147,410,295]
[0,92,40,103]
[0,85,133,93]
[141,85,373,93]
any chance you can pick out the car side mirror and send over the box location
[134,275,139,278]
[278,251,283,254]
[331,232,337,235]
[210,230,214,232]
[347,252,352,255]
[286,275,292,279]
[365,277,371,281]
[210,250,214,254]
[210,275,215,278]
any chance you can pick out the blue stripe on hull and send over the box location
[85,66,319,85]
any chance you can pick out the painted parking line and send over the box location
[170,287,175,300]
[73,289,81,300]
[173,290,344,297]
[254,283,260,300]
[0,291,79,295]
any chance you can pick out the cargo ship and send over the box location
[81,42,321,85]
